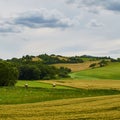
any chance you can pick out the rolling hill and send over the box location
[70,62,120,80]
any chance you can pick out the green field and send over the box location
[1,80,120,104]
[70,62,120,80]
[16,80,70,89]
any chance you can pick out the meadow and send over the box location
[1,80,120,104]
[70,62,120,80]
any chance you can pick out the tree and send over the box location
[98,60,108,67]
[58,67,71,78]
[19,65,40,80]
[89,63,97,68]
[0,61,19,86]
[117,58,120,62]
[38,64,58,80]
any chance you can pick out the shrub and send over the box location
[0,61,18,86]
[89,63,97,68]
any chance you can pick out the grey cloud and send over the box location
[106,2,120,12]
[14,8,73,28]
[66,0,120,13]
[0,8,74,33]
[66,0,75,4]
[0,23,21,33]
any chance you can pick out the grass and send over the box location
[0,83,120,104]
[70,62,120,80]
[0,95,120,120]
[16,80,70,89]
[0,87,78,104]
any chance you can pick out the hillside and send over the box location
[52,61,99,72]
[4,54,119,80]
[70,62,120,80]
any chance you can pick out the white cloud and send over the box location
[87,19,104,28]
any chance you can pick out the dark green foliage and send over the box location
[0,59,3,61]
[68,56,84,63]
[98,60,108,67]
[58,67,71,78]
[80,55,112,61]
[37,64,58,80]
[38,54,84,64]
[7,54,114,65]
[18,63,71,80]
[19,65,40,80]
[89,63,97,68]
[38,54,61,64]
[110,58,120,62]
[117,58,120,62]
[110,58,118,62]
[0,61,18,86]
[89,60,108,69]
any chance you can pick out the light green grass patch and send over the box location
[70,62,120,80]
[16,80,70,89]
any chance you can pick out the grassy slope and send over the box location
[0,95,120,120]
[70,62,120,80]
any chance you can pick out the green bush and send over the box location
[0,61,18,86]
[19,65,40,80]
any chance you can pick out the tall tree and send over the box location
[0,61,18,86]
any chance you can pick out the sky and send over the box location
[0,0,120,59]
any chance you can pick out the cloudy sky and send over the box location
[0,0,120,59]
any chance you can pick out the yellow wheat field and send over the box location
[42,79,120,90]
[52,61,99,72]
[0,95,120,120]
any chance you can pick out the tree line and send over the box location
[0,60,71,86]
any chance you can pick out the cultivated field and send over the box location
[42,79,120,90]
[0,95,120,120]
[52,61,99,72]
